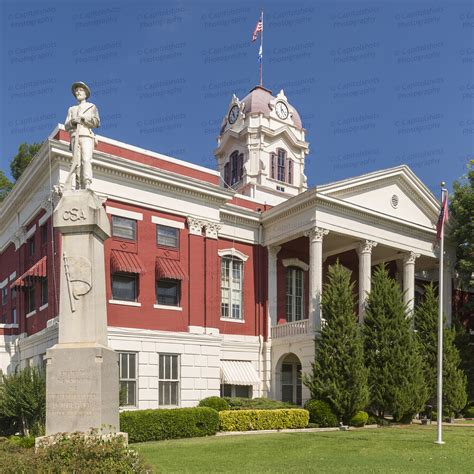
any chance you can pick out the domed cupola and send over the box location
[215,86,309,205]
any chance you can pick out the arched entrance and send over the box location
[276,353,302,405]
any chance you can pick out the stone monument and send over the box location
[45,82,119,435]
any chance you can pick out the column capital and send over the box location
[204,222,221,239]
[267,245,281,258]
[187,216,206,236]
[305,227,329,243]
[403,251,420,266]
[357,240,378,255]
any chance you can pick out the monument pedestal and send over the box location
[44,188,119,436]
[46,344,119,434]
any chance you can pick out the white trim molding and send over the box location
[106,206,144,221]
[153,304,183,311]
[282,258,309,271]
[9,272,17,281]
[26,310,37,318]
[218,248,249,262]
[109,300,142,307]
[0,278,8,289]
[151,216,185,229]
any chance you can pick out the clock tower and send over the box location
[214,86,309,205]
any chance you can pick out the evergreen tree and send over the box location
[303,262,368,422]
[363,265,427,420]
[415,283,467,416]
[10,142,42,181]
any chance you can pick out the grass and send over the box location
[136,425,474,473]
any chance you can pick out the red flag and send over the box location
[252,16,263,42]
[436,191,449,240]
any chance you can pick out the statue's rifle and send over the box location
[63,251,76,312]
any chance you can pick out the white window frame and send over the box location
[158,353,180,407]
[119,352,138,408]
[286,267,305,322]
[220,256,244,320]
[111,215,137,241]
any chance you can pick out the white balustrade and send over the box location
[271,319,309,339]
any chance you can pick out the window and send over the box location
[112,274,137,301]
[220,384,252,398]
[119,352,137,407]
[159,354,179,406]
[224,151,243,187]
[11,287,17,304]
[40,224,48,247]
[26,285,35,313]
[12,308,17,325]
[41,277,48,306]
[221,257,243,319]
[157,225,179,248]
[286,267,304,322]
[1,287,6,306]
[112,216,136,240]
[28,238,35,257]
[270,149,293,184]
[156,280,180,306]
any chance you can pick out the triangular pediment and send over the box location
[318,166,439,228]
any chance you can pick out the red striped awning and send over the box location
[11,256,47,288]
[111,250,145,274]
[156,258,187,280]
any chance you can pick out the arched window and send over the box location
[221,256,243,319]
[224,151,243,187]
[270,148,293,184]
[286,267,304,322]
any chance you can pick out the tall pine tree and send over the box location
[415,283,467,416]
[363,264,427,420]
[303,262,368,422]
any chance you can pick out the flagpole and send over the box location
[435,182,446,445]
[260,10,263,86]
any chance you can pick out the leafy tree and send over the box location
[0,366,46,436]
[10,142,42,181]
[415,283,467,416]
[304,262,369,422]
[449,159,474,291]
[0,170,13,202]
[363,265,427,420]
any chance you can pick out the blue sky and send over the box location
[1,0,473,194]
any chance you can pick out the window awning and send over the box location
[111,250,145,274]
[221,360,260,386]
[11,256,47,288]
[156,258,187,280]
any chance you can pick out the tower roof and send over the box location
[241,86,303,129]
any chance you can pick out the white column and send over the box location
[306,227,329,332]
[443,256,454,327]
[267,245,281,338]
[403,251,420,316]
[357,240,378,323]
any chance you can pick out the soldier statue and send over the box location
[64,82,100,190]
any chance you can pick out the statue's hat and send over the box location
[71,81,91,98]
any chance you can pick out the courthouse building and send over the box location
[0,86,462,407]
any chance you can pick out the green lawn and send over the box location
[136,425,474,473]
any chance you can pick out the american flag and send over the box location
[252,16,263,42]
[436,190,449,240]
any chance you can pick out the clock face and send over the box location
[276,101,289,119]
[228,105,239,124]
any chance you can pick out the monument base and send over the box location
[45,344,119,436]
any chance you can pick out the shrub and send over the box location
[7,435,35,449]
[349,411,369,427]
[463,405,474,418]
[198,396,229,412]
[223,397,298,410]
[219,409,308,431]
[120,407,219,443]
[304,400,339,427]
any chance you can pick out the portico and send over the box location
[263,165,450,404]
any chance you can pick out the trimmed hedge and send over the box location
[198,396,229,412]
[349,411,369,427]
[120,407,219,443]
[219,409,309,431]
[304,400,339,427]
[223,397,298,410]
